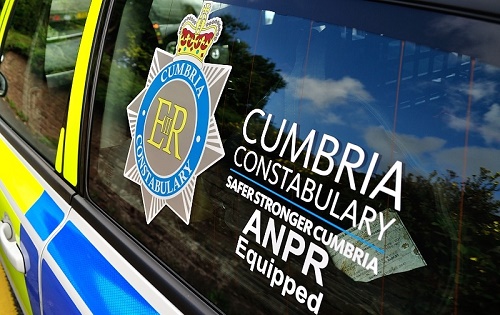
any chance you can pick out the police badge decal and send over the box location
[124,2,231,224]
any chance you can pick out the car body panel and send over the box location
[40,210,182,314]
[0,131,69,315]
[62,0,102,186]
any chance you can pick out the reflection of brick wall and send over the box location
[1,51,69,146]
[2,52,25,113]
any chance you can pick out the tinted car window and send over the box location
[0,0,90,164]
[88,0,500,314]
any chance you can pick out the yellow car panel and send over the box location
[63,0,103,186]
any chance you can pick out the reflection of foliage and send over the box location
[5,0,48,76]
[115,13,158,77]
[10,0,44,36]
[5,0,88,77]
[400,167,500,313]
[4,30,32,57]
[106,59,147,116]
[4,0,45,66]
[119,32,155,74]
[216,15,286,139]
[6,97,28,122]
[218,14,249,40]
[39,134,59,148]
[95,0,158,119]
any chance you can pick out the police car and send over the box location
[1,0,499,314]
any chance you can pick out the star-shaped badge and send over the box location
[123,3,231,224]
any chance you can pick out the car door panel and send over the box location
[0,129,70,315]
[0,0,208,313]
[42,209,182,314]
[1,107,183,314]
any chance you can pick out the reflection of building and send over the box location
[47,0,90,87]
[388,41,471,109]
[339,28,472,109]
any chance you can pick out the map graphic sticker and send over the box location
[123,2,231,224]
[327,208,427,282]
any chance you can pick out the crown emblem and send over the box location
[176,2,222,65]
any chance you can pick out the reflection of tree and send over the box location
[93,0,159,133]
[96,10,287,141]
[399,167,500,313]
[4,0,46,63]
[10,0,43,36]
[216,15,286,139]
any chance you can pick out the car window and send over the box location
[0,0,91,164]
[88,0,500,314]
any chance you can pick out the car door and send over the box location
[0,0,80,313]
[0,0,200,314]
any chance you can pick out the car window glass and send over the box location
[88,0,500,314]
[0,0,91,164]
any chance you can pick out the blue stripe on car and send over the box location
[20,226,41,315]
[41,260,80,315]
[25,191,64,241]
[47,220,158,314]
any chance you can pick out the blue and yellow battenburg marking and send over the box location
[1,131,70,315]
[124,1,232,224]
[1,135,180,314]
[40,211,181,314]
